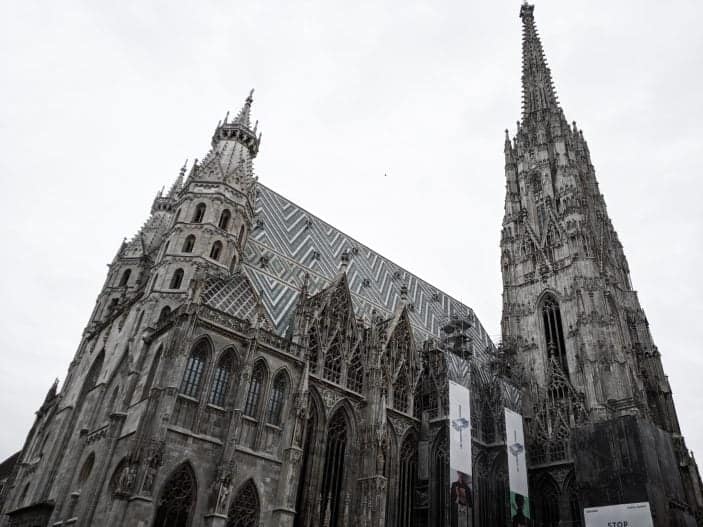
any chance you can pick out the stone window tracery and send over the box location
[393,367,410,413]
[180,341,209,399]
[227,480,259,527]
[153,464,197,527]
[541,295,568,376]
[396,435,417,526]
[266,372,288,426]
[243,363,266,417]
[320,410,348,527]
[346,347,364,393]
[323,337,342,384]
[308,328,320,375]
[209,351,234,407]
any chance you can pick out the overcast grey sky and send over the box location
[1,0,701,463]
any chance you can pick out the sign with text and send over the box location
[505,408,530,526]
[448,380,473,527]
[584,502,653,527]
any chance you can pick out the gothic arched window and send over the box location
[227,480,259,527]
[209,351,234,407]
[170,269,184,289]
[192,203,206,223]
[243,362,266,417]
[157,306,172,324]
[323,337,342,384]
[320,410,348,527]
[219,209,231,230]
[308,328,320,375]
[393,367,410,413]
[346,347,363,393]
[78,453,95,488]
[541,294,568,376]
[396,435,417,527]
[142,346,163,399]
[153,463,197,527]
[266,372,288,426]
[180,341,210,399]
[182,235,196,253]
[119,269,131,287]
[210,241,223,261]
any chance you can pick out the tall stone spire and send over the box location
[520,3,560,118]
[500,4,703,521]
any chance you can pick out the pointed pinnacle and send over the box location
[233,89,255,127]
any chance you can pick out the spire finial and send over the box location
[233,89,255,127]
[519,2,560,119]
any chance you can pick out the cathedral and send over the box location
[1,4,701,527]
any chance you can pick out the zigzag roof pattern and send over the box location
[241,184,494,349]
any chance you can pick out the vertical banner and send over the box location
[448,380,473,527]
[505,408,530,526]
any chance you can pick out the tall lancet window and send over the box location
[346,347,364,393]
[396,435,418,527]
[541,294,568,376]
[393,367,410,414]
[320,410,348,527]
[209,350,234,407]
[266,372,288,426]
[243,363,266,417]
[180,341,209,398]
[323,337,342,384]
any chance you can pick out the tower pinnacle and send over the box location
[210,89,260,156]
[233,88,255,127]
[520,3,560,119]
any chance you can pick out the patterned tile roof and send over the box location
[201,273,273,327]
[242,184,494,349]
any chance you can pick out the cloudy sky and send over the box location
[1,0,701,463]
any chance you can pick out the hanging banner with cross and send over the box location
[448,380,473,527]
[505,408,530,526]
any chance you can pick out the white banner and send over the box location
[504,408,528,495]
[505,408,530,525]
[448,380,472,476]
[448,380,473,527]
[584,502,653,527]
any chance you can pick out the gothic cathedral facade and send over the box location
[1,4,701,527]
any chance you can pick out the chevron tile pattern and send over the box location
[242,184,494,349]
